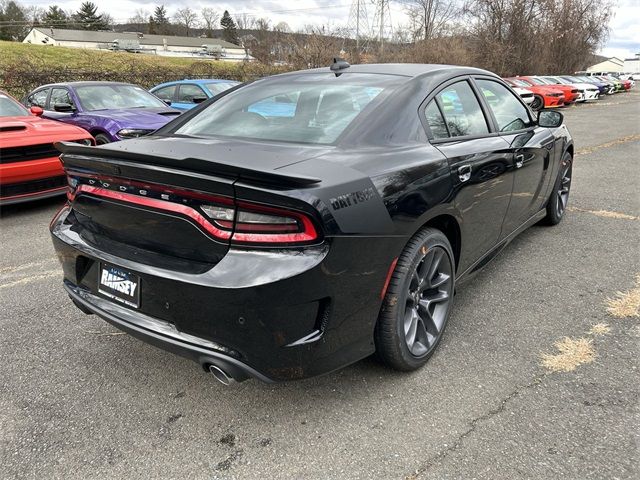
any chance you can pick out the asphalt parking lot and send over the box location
[1,92,639,480]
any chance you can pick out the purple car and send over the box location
[23,82,181,144]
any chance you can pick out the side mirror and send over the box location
[53,102,75,113]
[30,106,43,116]
[164,100,172,106]
[537,110,563,128]
[192,96,208,104]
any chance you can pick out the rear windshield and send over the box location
[175,73,401,144]
[0,93,28,117]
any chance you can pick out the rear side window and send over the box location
[26,89,48,108]
[49,88,74,109]
[177,84,206,103]
[476,79,533,132]
[435,81,489,138]
[424,101,449,139]
[153,85,176,102]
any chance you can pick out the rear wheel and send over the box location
[542,152,572,225]
[530,95,544,111]
[94,133,110,145]
[375,228,455,371]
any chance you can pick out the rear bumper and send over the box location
[51,205,397,381]
[64,281,273,382]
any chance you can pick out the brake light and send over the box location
[201,200,318,244]
[69,176,320,246]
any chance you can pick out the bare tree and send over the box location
[234,13,256,32]
[201,7,219,38]
[405,0,458,40]
[289,25,342,69]
[128,8,148,32]
[174,7,199,37]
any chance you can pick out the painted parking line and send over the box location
[568,206,639,221]
[575,133,640,155]
[0,270,60,289]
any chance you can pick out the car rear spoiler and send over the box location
[54,142,322,188]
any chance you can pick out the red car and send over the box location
[503,77,565,110]
[523,76,580,104]
[0,91,93,205]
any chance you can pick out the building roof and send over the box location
[32,27,241,49]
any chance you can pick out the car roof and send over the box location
[34,81,137,89]
[279,63,496,80]
[151,79,239,89]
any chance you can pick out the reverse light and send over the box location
[116,128,154,139]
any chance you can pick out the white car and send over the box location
[539,75,599,102]
[512,86,534,105]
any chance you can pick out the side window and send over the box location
[49,88,74,109]
[176,84,206,103]
[153,85,176,102]
[435,81,489,138]
[26,89,49,108]
[476,79,533,132]
[424,101,449,139]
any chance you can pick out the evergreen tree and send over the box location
[0,1,28,40]
[220,10,239,45]
[42,5,68,26]
[73,2,108,30]
[153,5,170,34]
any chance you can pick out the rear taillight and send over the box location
[67,175,320,246]
[201,201,318,245]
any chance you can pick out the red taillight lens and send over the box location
[201,201,319,245]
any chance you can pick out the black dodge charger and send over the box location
[50,62,573,383]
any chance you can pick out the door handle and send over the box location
[515,154,525,169]
[458,165,472,183]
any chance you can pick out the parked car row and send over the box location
[0,69,633,206]
[0,79,238,204]
[504,73,634,111]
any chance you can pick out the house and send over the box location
[586,55,640,73]
[22,28,252,62]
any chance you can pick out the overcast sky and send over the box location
[28,0,640,59]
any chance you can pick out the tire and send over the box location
[542,152,573,225]
[530,95,544,111]
[375,228,455,371]
[94,133,110,145]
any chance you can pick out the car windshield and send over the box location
[0,93,29,117]
[205,81,240,96]
[528,77,547,85]
[75,84,168,111]
[176,73,399,144]
[510,79,532,87]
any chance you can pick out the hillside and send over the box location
[0,41,287,97]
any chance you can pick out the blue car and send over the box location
[150,79,240,111]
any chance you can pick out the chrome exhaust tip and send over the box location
[208,364,235,386]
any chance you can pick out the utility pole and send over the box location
[371,0,392,55]
[346,0,370,54]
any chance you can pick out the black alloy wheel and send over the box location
[94,133,110,145]
[375,228,455,371]
[543,152,573,225]
[531,95,544,111]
